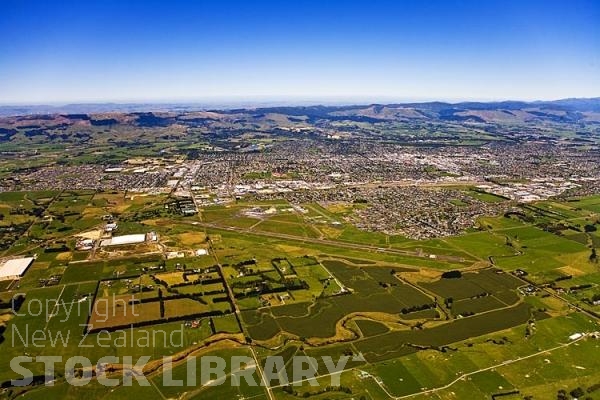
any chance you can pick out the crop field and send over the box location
[355,319,389,337]
[239,259,437,340]
[87,270,231,331]
[89,300,161,330]
[153,271,187,286]
[225,255,349,311]
[452,295,506,316]
[0,190,599,399]
[242,310,281,340]
[421,269,522,300]
[362,313,600,399]
[164,298,211,319]
[355,303,533,363]
[60,256,161,284]
[270,301,311,317]
[422,277,488,299]
[240,262,532,340]
[211,314,240,333]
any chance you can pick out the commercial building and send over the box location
[0,257,35,281]
[100,234,146,247]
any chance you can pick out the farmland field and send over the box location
[355,319,389,337]
[0,189,599,400]
[355,303,533,362]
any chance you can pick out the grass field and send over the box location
[1,190,599,399]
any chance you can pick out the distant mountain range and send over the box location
[0,98,599,115]
[0,98,599,125]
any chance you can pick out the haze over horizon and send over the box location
[1,0,599,104]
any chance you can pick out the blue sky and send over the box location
[0,0,599,104]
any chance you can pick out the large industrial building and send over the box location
[0,257,35,281]
[100,233,147,247]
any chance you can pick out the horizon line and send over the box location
[1,95,599,109]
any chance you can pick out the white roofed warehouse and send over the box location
[100,234,147,247]
[0,257,35,281]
